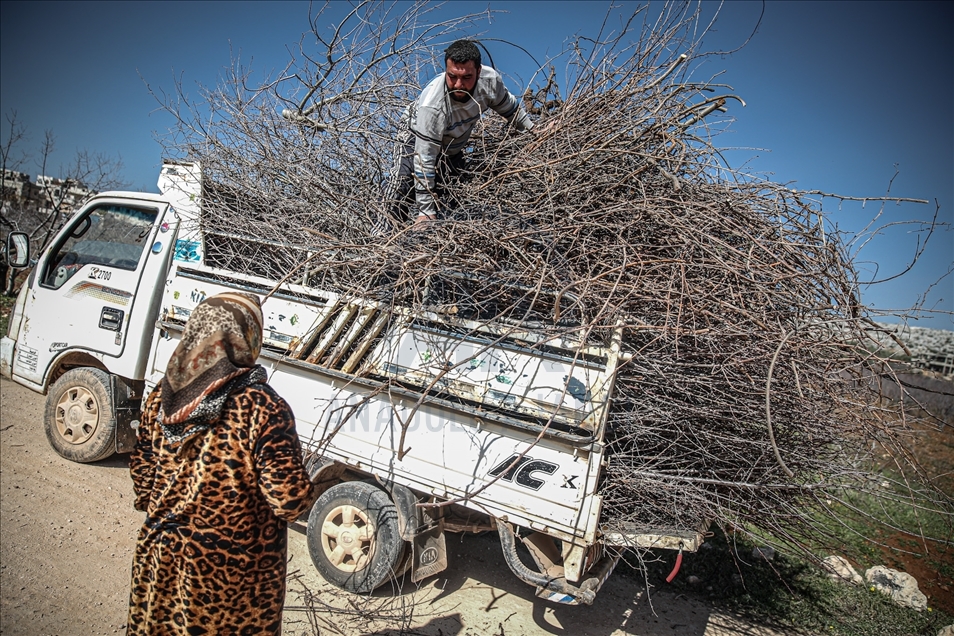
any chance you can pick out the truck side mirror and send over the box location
[5,232,30,268]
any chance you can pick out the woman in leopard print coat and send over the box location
[127,292,314,635]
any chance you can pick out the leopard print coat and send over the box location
[127,383,314,635]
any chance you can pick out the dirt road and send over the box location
[0,376,786,635]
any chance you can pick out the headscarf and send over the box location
[159,291,266,443]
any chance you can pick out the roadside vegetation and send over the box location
[0,292,14,335]
[631,389,954,636]
[637,526,952,636]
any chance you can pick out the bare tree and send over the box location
[0,110,32,295]
[0,110,128,294]
[0,110,29,176]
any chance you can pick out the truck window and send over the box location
[41,204,158,289]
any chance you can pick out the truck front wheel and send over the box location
[306,481,405,594]
[44,368,116,463]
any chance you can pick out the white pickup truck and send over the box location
[1,162,703,604]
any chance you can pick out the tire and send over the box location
[306,481,406,594]
[44,368,116,463]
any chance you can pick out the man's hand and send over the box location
[413,214,436,226]
[525,120,555,154]
[532,118,558,136]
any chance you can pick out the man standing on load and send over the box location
[384,39,535,224]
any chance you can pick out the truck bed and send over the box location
[148,264,617,551]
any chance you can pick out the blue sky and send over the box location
[1,1,951,329]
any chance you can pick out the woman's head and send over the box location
[164,291,264,398]
[183,292,264,365]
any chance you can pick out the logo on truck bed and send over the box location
[489,454,559,490]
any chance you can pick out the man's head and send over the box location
[444,40,481,102]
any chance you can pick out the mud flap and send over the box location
[387,483,449,583]
[411,520,447,583]
[112,375,141,454]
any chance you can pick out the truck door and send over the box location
[12,200,165,385]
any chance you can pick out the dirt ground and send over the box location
[0,376,796,636]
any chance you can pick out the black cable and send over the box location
[473,40,496,70]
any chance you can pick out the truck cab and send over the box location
[1,162,201,461]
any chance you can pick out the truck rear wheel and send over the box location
[44,368,116,463]
[306,481,405,594]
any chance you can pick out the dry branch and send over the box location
[155,0,953,562]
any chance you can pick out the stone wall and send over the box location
[869,322,954,376]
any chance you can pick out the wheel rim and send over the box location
[321,504,376,573]
[54,386,100,445]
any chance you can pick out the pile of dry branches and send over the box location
[157,1,951,558]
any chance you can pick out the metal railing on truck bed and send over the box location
[161,264,623,443]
